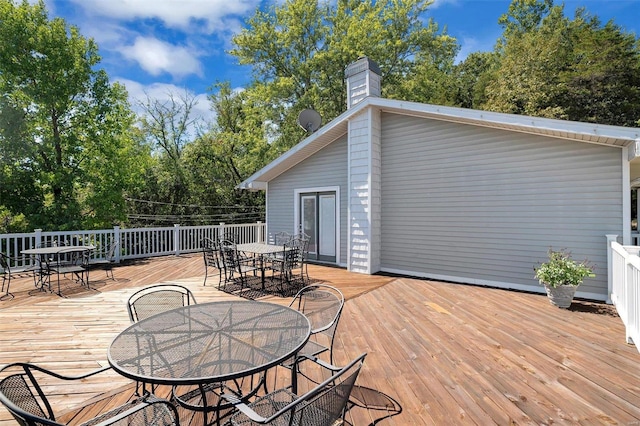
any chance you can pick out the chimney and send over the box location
[345,57,381,109]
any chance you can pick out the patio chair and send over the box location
[201,238,223,288]
[126,283,197,396]
[222,353,366,425]
[219,239,260,289]
[269,237,308,292]
[0,362,179,426]
[274,231,292,245]
[293,233,311,282]
[127,283,197,323]
[0,253,40,301]
[289,284,344,364]
[279,284,345,379]
[46,247,91,296]
[88,240,118,280]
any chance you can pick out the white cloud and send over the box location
[430,0,459,9]
[455,33,499,63]
[71,0,260,33]
[121,37,203,79]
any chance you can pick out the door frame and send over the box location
[294,186,340,264]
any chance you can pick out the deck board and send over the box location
[0,254,639,425]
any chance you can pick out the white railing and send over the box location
[609,239,640,352]
[0,222,266,269]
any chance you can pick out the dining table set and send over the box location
[109,298,312,424]
[21,244,95,296]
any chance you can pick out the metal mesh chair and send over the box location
[88,240,118,280]
[1,253,40,301]
[201,238,223,288]
[287,284,345,366]
[219,239,260,289]
[0,362,179,426]
[222,353,366,425]
[127,283,197,323]
[126,284,197,396]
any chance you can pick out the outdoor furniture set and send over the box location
[201,233,311,296]
[0,241,117,299]
[0,282,363,426]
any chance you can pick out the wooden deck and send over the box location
[1,254,639,425]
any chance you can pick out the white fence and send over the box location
[609,239,640,352]
[0,222,266,269]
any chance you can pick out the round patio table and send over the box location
[107,300,311,386]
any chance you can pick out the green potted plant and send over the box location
[534,248,595,308]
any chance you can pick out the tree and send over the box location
[229,0,458,152]
[136,90,203,217]
[0,0,145,229]
[483,0,640,126]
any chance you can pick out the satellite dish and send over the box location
[297,109,322,133]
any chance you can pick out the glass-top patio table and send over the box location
[108,300,310,386]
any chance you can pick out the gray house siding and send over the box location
[267,135,349,265]
[379,113,623,299]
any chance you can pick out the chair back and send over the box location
[292,353,366,425]
[0,365,59,425]
[219,239,241,273]
[127,284,197,323]
[274,231,291,245]
[289,284,344,361]
[104,240,118,261]
[202,239,221,269]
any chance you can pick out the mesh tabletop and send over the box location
[236,243,288,255]
[108,300,311,386]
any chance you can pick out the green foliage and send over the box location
[229,0,458,151]
[0,205,29,233]
[534,248,595,287]
[482,0,640,126]
[0,0,142,230]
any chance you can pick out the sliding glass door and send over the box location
[300,191,336,262]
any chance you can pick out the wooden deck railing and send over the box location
[609,239,640,352]
[0,222,266,269]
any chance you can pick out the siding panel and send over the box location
[267,136,348,265]
[380,113,623,299]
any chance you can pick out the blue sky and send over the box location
[41,0,640,119]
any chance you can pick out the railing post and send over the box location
[257,221,263,243]
[219,222,225,241]
[113,226,121,264]
[174,224,181,256]
[34,229,42,248]
[606,234,618,304]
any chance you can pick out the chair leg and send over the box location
[0,275,12,300]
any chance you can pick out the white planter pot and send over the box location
[543,283,578,308]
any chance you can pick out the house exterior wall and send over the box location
[379,112,623,300]
[266,135,349,266]
[347,109,381,273]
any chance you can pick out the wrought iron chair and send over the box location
[0,362,179,426]
[293,233,311,282]
[201,238,223,288]
[127,283,197,323]
[286,284,345,367]
[45,247,91,296]
[219,239,260,289]
[269,236,309,292]
[0,253,40,301]
[222,353,366,425]
[126,284,197,396]
[88,240,118,280]
[273,231,292,246]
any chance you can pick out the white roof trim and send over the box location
[239,97,640,189]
